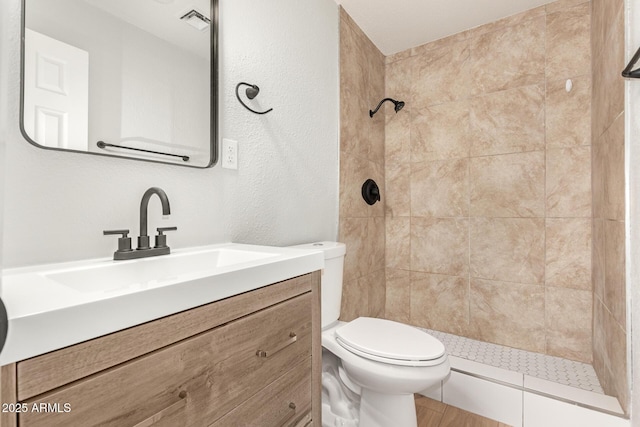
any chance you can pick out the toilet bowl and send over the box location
[292,242,450,427]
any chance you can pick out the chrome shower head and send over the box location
[369,98,405,117]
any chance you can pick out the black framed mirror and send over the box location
[20,0,218,168]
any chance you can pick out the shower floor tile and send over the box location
[421,328,604,394]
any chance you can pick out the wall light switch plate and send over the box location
[221,138,238,170]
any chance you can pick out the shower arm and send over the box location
[369,98,397,117]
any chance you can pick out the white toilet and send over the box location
[293,242,450,427]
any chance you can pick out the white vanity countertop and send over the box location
[0,243,324,366]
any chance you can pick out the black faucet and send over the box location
[138,187,171,250]
[104,187,177,260]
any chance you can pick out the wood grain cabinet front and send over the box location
[0,273,321,427]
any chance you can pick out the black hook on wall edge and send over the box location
[622,46,640,78]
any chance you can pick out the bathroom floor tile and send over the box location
[416,395,510,427]
[416,394,447,413]
[417,406,444,427]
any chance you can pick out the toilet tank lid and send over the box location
[290,241,346,260]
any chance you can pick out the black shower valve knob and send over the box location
[362,179,381,205]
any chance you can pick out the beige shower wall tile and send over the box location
[592,298,606,390]
[340,18,369,99]
[411,217,469,276]
[545,287,592,363]
[592,135,606,219]
[385,108,411,164]
[465,6,546,42]
[366,43,385,96]
[468,6,546,41]
[593,219,606,300]
[545,218,592,290]
[369,107,386,164]
[470,17,545,95]
[604,219,626,328]
[411,31,476,56]
[604,115,625,221]
[470,279,545,352]
[592,0,624,58]
[411,101,470,162]
[604,306,629,412]
[411,31,470,56]
[592,12,624,139]
[340,9,385,164]
[386,216,410,269]
[385,268,411,323]
[411,159,469,218]
[411,272,470,336]
[339,217,385,283]
[386,48,411,65]
[469,85,545,156]
[340,86,369,158]
[386,56,415,109]
[546,75,591,148]
[546,146,592,218]
[413,41,470,107]
[339,218,366,283]
[545,2,591,81]
[385,163,411,217]
[470,218,545,284]
[340,152,384,218]
[470,152,545,218]
[367,269,386,318]
[546,0,588,14]
[340,278,366,322]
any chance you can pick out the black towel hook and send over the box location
[622,46,640,79]
[235,82,273,115]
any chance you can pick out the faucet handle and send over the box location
[103,229,133,253]
[155,227,177,249]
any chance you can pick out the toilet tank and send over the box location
[290,242,346,328]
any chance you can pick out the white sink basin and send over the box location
[46,247,278,293]
[0,243,324,365]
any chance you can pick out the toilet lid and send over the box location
[335,317,446,365]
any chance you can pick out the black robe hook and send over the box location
[235,82,273,114]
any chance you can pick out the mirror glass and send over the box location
[21,0,217,168]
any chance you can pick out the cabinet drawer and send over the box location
[19,292,311,427]
[209,358,311,427]
[17,275,313,401]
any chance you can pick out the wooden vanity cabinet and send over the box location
[0,272,321,427]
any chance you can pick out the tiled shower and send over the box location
[338,0,628,414]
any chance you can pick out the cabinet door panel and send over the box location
[209,358,311,427]
[19,293,311,427]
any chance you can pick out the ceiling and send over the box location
[334,0,557,56]
[82,0,210,58]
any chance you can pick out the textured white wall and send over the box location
[0,0,339,268]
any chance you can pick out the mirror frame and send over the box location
[19,0,218,168]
